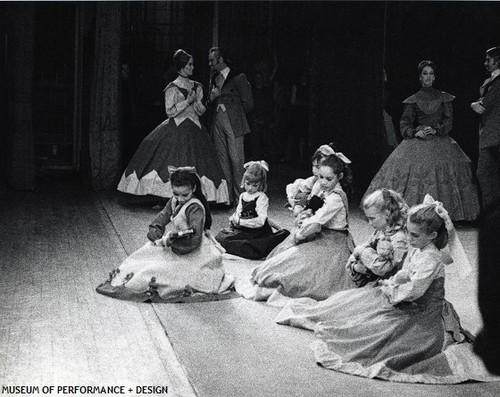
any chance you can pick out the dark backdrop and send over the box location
[2,1,500,193]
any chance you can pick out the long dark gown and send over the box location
[117,77,229,204]
[363,87,480,221]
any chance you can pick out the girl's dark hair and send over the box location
[418,60,436,75]
[173,49,192,73]
[311,142,336,163]
[408,204,448,249]
[170,170,212,230]
[363,188,409,228]
[319,154,353,194]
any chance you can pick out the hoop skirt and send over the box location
[364,87,479,221]
[364,135,479,221]
[118,118,229,203]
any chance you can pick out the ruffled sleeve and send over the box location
[301,191,344,228]
[164,84,190,118]
[294,190,345,243]
[286,179,305,201]
[193,82,206,116]
[382,248,443,304]
[286,176,315,200]
[229,194,244,226]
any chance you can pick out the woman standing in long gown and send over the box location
[363,60,480,221]
[118,49,229,204]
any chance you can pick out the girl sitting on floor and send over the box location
[276,195,498,384]
[215,161,289,260]
[248,151,356,301]
[347,188,409,287]
[96,167,235,303]
[286,143,337,215]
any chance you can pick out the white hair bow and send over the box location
[243,160,269,172]
[423,194,453,231]
[422,194,472,277]
[317,144,352,164]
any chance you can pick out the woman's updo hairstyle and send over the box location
[418,60,436,75]
[173,49,192,73]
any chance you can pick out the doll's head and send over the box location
[407,202,448,250]
[362,189,408,232]
[317,152,353,194]
[170,168,212,230]
[240,161,269,193]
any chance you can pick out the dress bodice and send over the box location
[301,184,349,231]
[400,87,454,139]
[240,197,258,219]
[164,77,205,128]
[171,197,204,231]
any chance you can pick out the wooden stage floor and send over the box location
[0,170,498,397]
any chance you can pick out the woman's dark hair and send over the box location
[418,60,436,75]
[170,170,212,230]
[173,49,192,73]
[318,153,353,194]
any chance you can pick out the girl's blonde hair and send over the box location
[408,203,449,249]
[362,189,409,229]
[240,161,269,192]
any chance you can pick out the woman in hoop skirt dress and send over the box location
[363,60,480,221]
[118,49,230,204]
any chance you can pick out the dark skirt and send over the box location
[118,118,229,203]
[363,135,480,221]
[215,221,290,260]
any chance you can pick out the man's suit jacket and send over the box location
[479,75,500,149]
[210,69,254,137]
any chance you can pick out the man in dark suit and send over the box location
[471,46,500,210]
[208,47,254,204]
